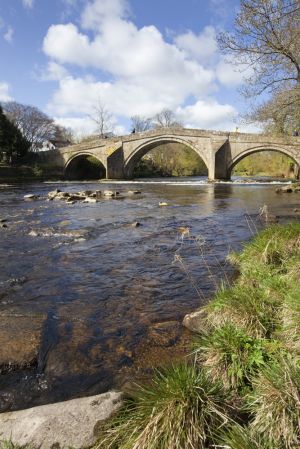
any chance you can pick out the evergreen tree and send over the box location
[0,105,30,164]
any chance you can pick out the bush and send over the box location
[96,364,231,449]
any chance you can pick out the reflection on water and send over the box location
[0,178,299,411]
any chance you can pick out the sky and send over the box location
[0,0,258,137]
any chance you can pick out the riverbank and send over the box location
[96,222,300,449]
[0,164,63,183]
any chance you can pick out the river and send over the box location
[0,177,299,411]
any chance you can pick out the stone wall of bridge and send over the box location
[38,129,300,180]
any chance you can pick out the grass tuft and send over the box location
[96,364,231,449]
[216,423,278,449]
[194,324,278,390]
[248,357,300,448]
[203,283,280,338]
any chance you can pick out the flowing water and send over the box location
[0,177,299,411]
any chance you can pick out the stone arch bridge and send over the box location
[42,128,300,180]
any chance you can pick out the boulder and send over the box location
[47,189,61,200]
[182,309,205,333]
[54,192,70,200]
[24,194,39,200]
[83,197,97,204]
[0,391,123,449]
[131,222,141,227]
[103,190,119,197]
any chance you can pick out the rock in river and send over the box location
[0,391,123,449]
[182,309,205,333]
[0,310,46,373]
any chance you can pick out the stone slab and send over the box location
[0,391,123,449]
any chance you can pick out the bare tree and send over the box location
[152,109,183,129]
[218,0,300,96]
[248,86,300,134]
[89,98,113,138]
[53,125,74,145]
[3,102,57,151]
[130,115,152,132]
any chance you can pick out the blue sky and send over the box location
[0,0,257,136]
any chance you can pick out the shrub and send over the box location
[96,364,231,449]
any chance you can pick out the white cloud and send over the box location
[42,0,250,136]
[216,56,252,87]
[0,82,13,102]
[174,26,218,64]
[4,26,14,43]
[37,62,70,81]
[81,0,130,30]
[176,100,237,130]
[54,115,126,138]
[22,0,34,8]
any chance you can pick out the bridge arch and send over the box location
[124,136,210,178]
[64,152,107,180]
[228,145,300,178]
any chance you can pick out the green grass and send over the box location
[194,324,282,390]
[0,442,30,449]
[96,364,231,449]
[202,283,280,338]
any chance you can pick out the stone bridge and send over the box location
[42,128,300,180]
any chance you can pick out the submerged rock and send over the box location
[148,321,182,347]
[0,311,46,373]
[0,391,123,449]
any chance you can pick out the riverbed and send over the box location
[0,177,299,411]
